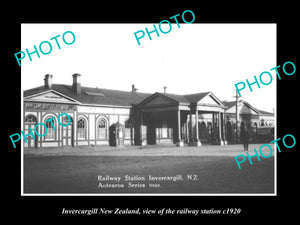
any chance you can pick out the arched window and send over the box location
[24,115,37,148]
[260,119,265,126]
[207,122,212,134]
[77,118,87,139]
[45,116,56,140]
[60,114,71,126]
[97,118,108,140]
[254,122,258,129]
[25,115,37,123]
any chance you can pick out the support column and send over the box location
[130,117,134,146]
[211,113,215,143]
[139,111,146,146]
[176,110,184,147]
[86,112,91,146]
[222,112,227,145]
[195,109,199,141]
[218,112,224,145]
[186,113,189,143]
[188,108,201,147]
[189,110,193,142]
[38,111,42,148]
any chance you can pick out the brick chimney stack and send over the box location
[132,84,137,93]
[72,73,81,94]
[44,74,53,88]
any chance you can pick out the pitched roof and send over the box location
[222,100,274,115]
[24,84,272,114]
[24,85,225,108]
[24,84,151,107]
[222,100,259,112]
[157,91,220,105]
[258,109,274,115]
[221,100,237,108]
[157,92,190,104]
[183,92,210,103]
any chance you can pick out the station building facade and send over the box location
[23,74,274,149]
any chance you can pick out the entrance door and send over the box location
[109,122,125,147]
[199,121,208,143]
[226,121,232,142]
[24,115,37,149]
[61,115,73,147]
[109,124,117,146]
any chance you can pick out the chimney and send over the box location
[131,84,137,93]
[72,73,81,94]
[163,86,167,93]
[44,74,53,88]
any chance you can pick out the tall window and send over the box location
[45,117,55,140]
[98,118,107,140]
[161,121,168,138]
[156,121,173,139]
[24,115,37,143]
[77,118,87,139]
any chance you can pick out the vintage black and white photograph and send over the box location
[21,23,276,195]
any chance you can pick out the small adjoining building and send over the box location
[222,100,274,143]
[23,74,274,149]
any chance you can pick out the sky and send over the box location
[21,23,276,112]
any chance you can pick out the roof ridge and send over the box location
[156,92,190,103]
[81,85,153,95]
[183,91,210,96]
[157,91,186,96]
[258,109,274,115]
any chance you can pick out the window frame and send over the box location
[44,116,56,140]
[77,117,87,140]
[97,117,108,140]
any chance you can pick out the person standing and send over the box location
[240,128,251,151]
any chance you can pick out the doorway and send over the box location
[24,115,38,149]
[61,115,74,147]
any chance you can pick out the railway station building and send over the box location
[23,74,274,149]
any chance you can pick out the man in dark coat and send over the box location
[240,128,251,151]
